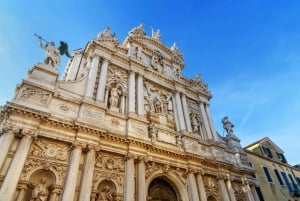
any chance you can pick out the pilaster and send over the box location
[85,55,100,98]
[124,154,135,201]
[96,59,109,102]
[128,70,136,114]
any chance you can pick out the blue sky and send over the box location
[0,1,299,165]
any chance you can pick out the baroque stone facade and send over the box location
[0,24,258,201]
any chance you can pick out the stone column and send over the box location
[226,178,236,201]
[137,74,144,116]
[128,71,136,114]
[244,182,255,201]
[96,59,109,102]
[199,102,213,140]
[49,187,61,201]
[85,55,100,98]
[137,157,146,201]
[0,134,33,201]
[181,94,192,132]
[120,95,126,114]
[175,91,186,131]
[196,173,207,201]
[16,184,27,201]
[219,179,230,201]
[204,104,218,141]
[61,144,82,201]
[0,130,14,170]
[250,185,260,201]
[124,154,135,201]
[187,171,200,201]
[78,146,96,201]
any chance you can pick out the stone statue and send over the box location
[191,113,200,133]
[30,178,49,201]
[97,186,114,201]
[151,27,162,40]
[98,26,115,38]
[38,37,61,67]
[109,87,121,109]
[128,23,146,37]
[222,116,234,135]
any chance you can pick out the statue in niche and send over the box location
[30,177,50,201]
[174,66,182,80]
[97,186,115,201]
[151,51,163,73]
[151,27,162,41]
[128,44,138,58]
[191,113,200,133]
[222,116,234,136]
[128,23,146,37]
[154,96,163,113]
[98,26,115,39]
[163,93,173,115]
[149,123,158,142]
[109,87,121,109]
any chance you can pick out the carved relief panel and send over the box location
[203,175,221,201]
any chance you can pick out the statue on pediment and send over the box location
[222,116,234,136]
[97,26,115,39]
[171,42,183,63]
[38,38,61,67]
[128,23,146,37]
[151,27,162,41]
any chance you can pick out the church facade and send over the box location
[0,24,258,201]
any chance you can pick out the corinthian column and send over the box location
[175,91,186,131]
[85,55,100,98]
[199,101,213,140]
[128,71,136,114]
[0,133,33,201]
[124,154,135,201]
[137,157,146,201]
[196,173,207,201]
[78,146,96,201]
[226,178,236,201]
[137,74,144,116]
[0,130,14,170]
[61,144,82,201]
[187,171,200,201]
[96,59,109,102]
[181,94,192,132]
[204,104,218,141]
[219,179,230,201]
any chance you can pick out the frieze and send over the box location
[95,153,125,172]
[81,107,104,121]
[29,139,70,161]
[19,86,51,105]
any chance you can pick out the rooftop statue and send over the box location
[35,33,71,67]
[97,26,115,39]
[128,23,146,37]
[151,27,162,41]
[222,116,234,136]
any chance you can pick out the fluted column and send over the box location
[0,133,33,201]
[226,178,236,201]
[199,102,213,140]
[175,91,186,131]
[49,187,61,201]
[0,130,14,170]
[78,146,96,201]
[137,157,146,201]
[250,185,259,201]
[124,154,135,201]
[188,171,200,201]
[244,182,255,201]
[96,59,109,102]
[219,179,230,201]
[181,94,192,132]
[137,74,144,116]
[128,71,136,114]
[61,144,82,201]
[204,104,218,141]
[85,55,100,98]
[196,173,207,201]
[16,184,27,201]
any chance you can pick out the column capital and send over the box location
[72,141,86,149]
[125,153,135,161]
[86,144,100,152]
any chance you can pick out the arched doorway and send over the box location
[148,177,178,201]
